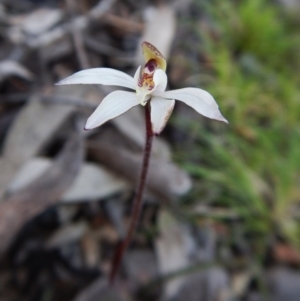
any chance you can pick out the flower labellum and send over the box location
[56,41,228,135]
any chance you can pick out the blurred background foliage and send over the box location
[172,0,300,255]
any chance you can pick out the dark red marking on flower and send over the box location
[137,59,157,90]
[145,59,157,73]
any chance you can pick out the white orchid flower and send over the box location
[56,41,228,135]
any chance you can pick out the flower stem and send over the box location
[109,102,153,285]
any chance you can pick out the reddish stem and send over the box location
[109,102,153,284]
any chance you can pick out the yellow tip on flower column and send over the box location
[142,42,167,71]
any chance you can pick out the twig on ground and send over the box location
[66,0,90,69]
[26,0,117,49]
[0,93,97,109]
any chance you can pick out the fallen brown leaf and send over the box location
[273,243,300,265]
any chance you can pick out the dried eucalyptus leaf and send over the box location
[267,267,300,301]
[62,163,129,203]
[8,8,63,35]
[155,210,192,298]
[9,158,129,203]
[72,278,124,301]
[0,60,33,82]
[46,221,89,249]
[22,8,63,35]
[0,133,84,254]
[136,5,176,65]
[87,142,191,199]
[173,268,230,301]
[0,85,88,200]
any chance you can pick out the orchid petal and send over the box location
[150,97,175,135]
[56,68,135,90]
[136,91,150,106]
[152,69,168,92]
[85,91,138,130]
[157,88,228,123]
[135,69,167,105]
[133,66,141,86]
